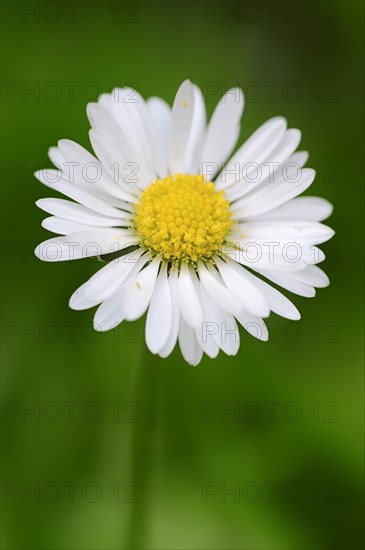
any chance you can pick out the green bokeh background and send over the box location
[1,1,364,549]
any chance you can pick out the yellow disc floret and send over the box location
[134,174,233,262]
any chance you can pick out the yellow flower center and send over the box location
[134,174,233,262]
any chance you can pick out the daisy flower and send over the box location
[35,80,334,365]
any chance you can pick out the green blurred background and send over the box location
[1,1,364,548]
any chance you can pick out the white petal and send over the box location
[244,196,333,222]
[224,247,307,272]
[257,128,302,176]
[215,116,287,189]
[35,229,139,262]
[36,198,129,227]
[215,258,270,317]
[255,269,316,298]
[198,263,242,316]
[146,96,171,178]
[93,285,128,331]
[168,81,206,175]
[303,246,325,264]
[187,85,207,174]
[122,258,161,321]
[56,139,128,200]
[195,326,220,359]
[99,87,161,181]
[287,265,330,288]
[178,315,203,366]
[159,268,180,358]
[227,237,327,267]
[34,169,124,218]
[87,102,152,188]
[88,129,140,199]
[199,285,240,356]
[48,146,66,169]
[147,97,171,150]
[232,220,335,245]
[93,255,151,330]
[177,263,204,328]
[69,250,144,310]
[201,88,244,177]
[169,80,196,174]
[227,258,300,320]
[55,139,100,186]
[226,149,308,203]
[41,217,103,235]
[192,280,219,359]
[235,310,269,341]
[231,168,316,219]
[186,266,219,359]
[145,264,173,354]
[249,128,302,188]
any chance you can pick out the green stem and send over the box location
[123,346,161,549]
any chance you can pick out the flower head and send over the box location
[35,80,334,365]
